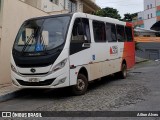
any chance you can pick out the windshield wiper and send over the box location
[40,33,48,55]
[21,33,35,55]
[21,27,39,55]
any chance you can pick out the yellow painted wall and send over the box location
[0,0,48,85]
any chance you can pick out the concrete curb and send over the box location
[0,89,23,102]
[136,60,149,64]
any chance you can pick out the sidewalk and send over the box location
[136,56,148,64]
[0,83,21,102]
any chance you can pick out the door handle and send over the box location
[82,43,90,48]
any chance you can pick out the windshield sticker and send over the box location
[36,43,43,52]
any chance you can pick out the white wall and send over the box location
[156,0,160,6]
[138,11,144,20]
[0,0,48,85]
[144,18,157,29]
[139,0,157,30]
[144,8,156,19]
[144,0,156,10]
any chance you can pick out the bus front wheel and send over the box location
[71,74,88,95]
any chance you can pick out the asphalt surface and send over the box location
[0,61,160,120]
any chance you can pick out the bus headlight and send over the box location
[52,59,67,72]
[11,64,18,73]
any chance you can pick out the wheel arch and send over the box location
[122,59,127,66]
[78,67,88,80]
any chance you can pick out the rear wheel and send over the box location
[71,74,88,95]
[119,63,127,79]
[117,63,127,79]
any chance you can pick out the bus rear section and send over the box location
[11,13,135,95]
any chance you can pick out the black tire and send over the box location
[115,63,127,79]
[71,74,88,95]
[117,63,127,79]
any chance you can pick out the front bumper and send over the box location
[11,71,69,89]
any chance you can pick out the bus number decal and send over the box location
[110,46,118,55]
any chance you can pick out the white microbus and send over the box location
[11,13,135,95]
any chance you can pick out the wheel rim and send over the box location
[123,65,127,77]
[77,79,85,91]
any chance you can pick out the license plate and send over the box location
[29,78,40,82]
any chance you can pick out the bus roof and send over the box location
[26,12,131,27]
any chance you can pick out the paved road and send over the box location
[0,61,160,120]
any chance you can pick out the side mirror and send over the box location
[84,35,89,43]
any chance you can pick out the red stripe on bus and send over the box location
[126,22,133,27]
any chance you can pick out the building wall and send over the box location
[144,0,156,10]
[41,0,83,13]
[23,0,39,8]
[41,0,63,12]
[22,0,96,14]
[136,42,160,60]
[156,0,160,6]
[144,18,157,30]
[0,0,3,27]
[144,8,156,20]
[0,0,48,85]
[138,12,144,20]
[134,0,160,30]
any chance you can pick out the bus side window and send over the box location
[116,25,126,42]
[125,27,133,42]
[93,21,106,42]
[106,23,117,42]
[82,18,91,43]
[71,18,91,43]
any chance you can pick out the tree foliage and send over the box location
[94,7,121,20]
[123,13,132,22]
[123,13,138,22]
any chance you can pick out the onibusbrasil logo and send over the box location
[2,112,42,118]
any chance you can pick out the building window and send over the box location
[151,13,153,18]
[147,5,149,9]
[68,0,77,13]
[150,4,152,9]
[138,17,142,20]
[148,14,150,19]
[50,0,59,5]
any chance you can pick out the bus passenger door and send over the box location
[69,18,92,85]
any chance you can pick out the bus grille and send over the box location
[17,79,55,86]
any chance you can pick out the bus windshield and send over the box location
[13,16,70,53]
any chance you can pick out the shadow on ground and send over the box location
[13,75,122,100]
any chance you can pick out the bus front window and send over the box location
[14,16,70,54]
